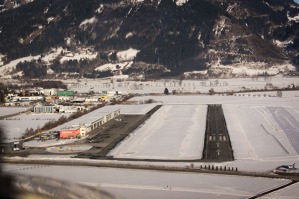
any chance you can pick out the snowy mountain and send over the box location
[0,0,298,79]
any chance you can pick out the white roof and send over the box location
[47,106,121,132]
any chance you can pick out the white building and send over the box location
[11,96,44,102]
[56,107,121,137]
[40,88,57,96]
[33,104,56,113]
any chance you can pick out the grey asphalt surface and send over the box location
[203,104,234,162]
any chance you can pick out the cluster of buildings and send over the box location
[1,87,127,146]
[4,88,123,113]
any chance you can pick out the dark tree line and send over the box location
[83,70,114,78]
[16,60,47,78]
[0,83,8,103]
[32,80,67,89]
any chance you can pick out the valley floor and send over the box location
[1,82,299,198]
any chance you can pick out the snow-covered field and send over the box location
[108,93,299,171]
[0,113,69,142]
[65,76,299,94]
[264,183,299,199]
[0,107,29,117]
[2,91,299,172]
[46,145,92,153]
[109,105,207,160]
[110,104,157,115]
[23,139,77,148]
[0,120,47,141]
[2,94,299,198]
[1,164,290,199]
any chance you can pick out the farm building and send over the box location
[60,127,80,139]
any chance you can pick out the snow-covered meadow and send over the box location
[2,90,299,172]
[1,164,291,199]
[2,91,299,198]
[108,93,299,171]
[0,112,69,141]
[0,107,29,117]
[109,104,207,160]
[66,75,299,94]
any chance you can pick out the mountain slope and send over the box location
[0,0,298,78]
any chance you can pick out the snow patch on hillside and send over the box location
[2,71,24,79]
[47,17,55,24]
[0,47,98,77]
[131,0,144,3]
[210,59,295,76]
[41,47,97,64]
[287,11,299,22]
[227,3,238,13]
[116,48,140,61]
[94,61,133,72]
[0,55,39,77]
[125,32,134,38]
[42,47,65,63]
[213,16,229,37]
[0,54,5,66]
[174,0,189,6]
[184,70,208,77]
[80,16,97,30]
[96,4,104,14]
[47,68,54,75]
[232,63,295,76]
[274,39,293,48]
[59,49,97,63]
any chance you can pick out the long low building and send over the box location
[33,104,56,113]
[58,107,121,139]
